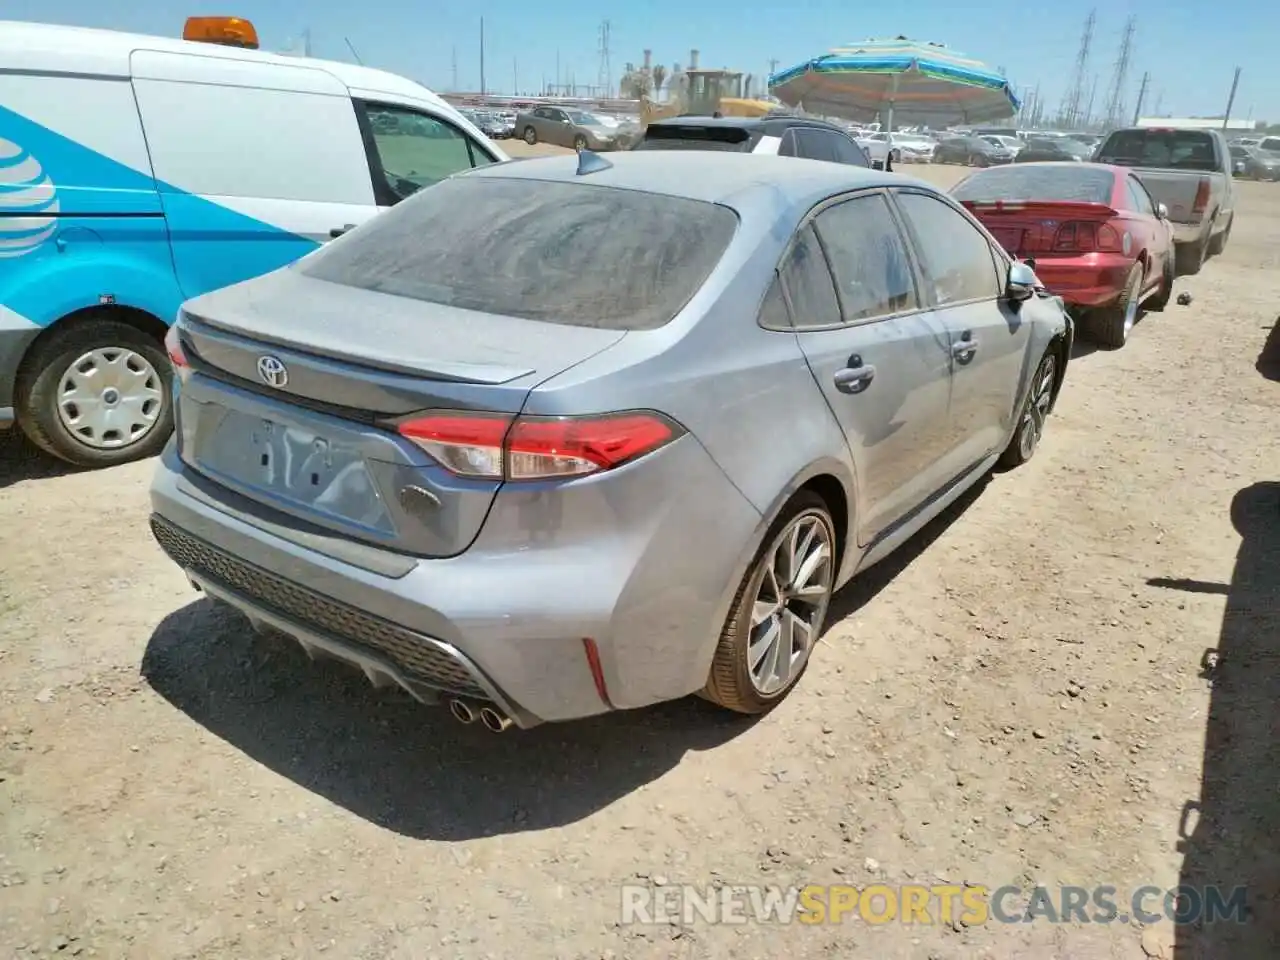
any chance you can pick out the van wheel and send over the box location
[16,319,173,468]
[523,126,538,145]
[702,492,836,715]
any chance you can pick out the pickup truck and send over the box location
[1092,126,1235,276]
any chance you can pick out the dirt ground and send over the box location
[2,156,1279,960]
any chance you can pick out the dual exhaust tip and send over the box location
[449,698,513,733]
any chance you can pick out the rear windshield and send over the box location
[633,125,752,152]
[952,165,1115,204]
[298,176,738,331]
[1095,129,1219,171]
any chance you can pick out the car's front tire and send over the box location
[999,349,1060,469]
[702,492,836,715]
[523,126,538,145]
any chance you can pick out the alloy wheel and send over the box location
[1017,355,1057,461]
[747,512,835,696]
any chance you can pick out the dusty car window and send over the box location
[895,192,1003,306]
[1095,129,1219,172]
[953,166,1115,205]
[298,177,738,331]
[778,225,842,328]
[813,194,917,321]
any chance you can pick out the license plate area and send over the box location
[196,408,395,535]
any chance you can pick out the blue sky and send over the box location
[9,1,1278,124]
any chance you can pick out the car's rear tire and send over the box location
[523,126,538,145]
[1087,262,1144,349]
[1143,254,1175,312]
[1207,214,1232,256]
[15,318,174,468]
[998,349,1059,469]
[702,492,837,715]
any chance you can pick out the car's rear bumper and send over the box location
[1029,253,1135,308]
[149,434,760,726]
[1170,221,1207,245]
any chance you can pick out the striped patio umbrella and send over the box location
[768,38,1019,129]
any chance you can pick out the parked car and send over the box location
[855,132,902,167]
[953,162,1174,348]
[1230,144,1280,180]
[1092,126,1235,275]
[633,116,871,168]
[516,105,620,151]
[933,136,1015,166]
[1256,135,1280,155]
[464,109,510,140]
[151,151,1071,731]
[1015,137,1093,163]
[981,135,1024,156]
[0,18,505,467]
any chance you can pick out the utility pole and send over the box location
[478,18,486,96]
[513,57,518,96]
[597,21,612,98]
[343,36,363,64]
[302,28,312,57]
[1061,9,1095,128]
[555,50,560,96]
[1222,66,1242,131]
[1132,71,1150,125]
[1103,16,1136,129]
[451,46,458,91]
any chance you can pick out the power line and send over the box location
[478,17,486,96]
[451,45,457,91]
[1103,16,1136,129]
[1060,9,1095,128]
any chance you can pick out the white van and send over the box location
[0,17,508,466]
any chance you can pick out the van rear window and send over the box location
[298,176,738,331]
[1095,130,1219,172]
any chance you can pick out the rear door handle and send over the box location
[833,363,876,394]
[329,224,357,239]
[952,337,980,362]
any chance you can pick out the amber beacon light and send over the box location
[182,16,260,49]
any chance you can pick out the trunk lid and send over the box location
[175,269,626,558]
[962,200,1118,256]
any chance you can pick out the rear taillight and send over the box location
[1192,178,1210,215]
[1052,222,1122,253]
[164,324,191,381]
[397,410,683,481]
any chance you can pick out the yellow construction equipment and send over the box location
[640,69,776,127]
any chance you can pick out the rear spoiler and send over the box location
[960,199,1119,219]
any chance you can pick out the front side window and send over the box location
[298,176,738,331]
[360,102,495,203]
[813,194,917,321]
[894,192,1003,306]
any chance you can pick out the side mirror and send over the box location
[1007,261,1038,302]
[1155,202,1169,220]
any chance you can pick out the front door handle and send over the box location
[329,223,357,239]
[833,363,876,394]
[951,336,980,363]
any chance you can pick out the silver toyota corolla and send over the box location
[151,151,1073,731]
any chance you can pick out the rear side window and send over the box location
[831,135,871,167]
[1095,130,1219,171]
[633,125,752,152]
[299,177,738,330]
[952,166,1115,205]
[778,226,841,328]
[795,128,837,163]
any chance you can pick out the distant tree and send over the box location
[652,64,668,99]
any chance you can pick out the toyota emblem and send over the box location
[257,355,289,388]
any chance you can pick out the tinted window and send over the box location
[894,192,1003,305]
[299,177,738,331]
[794,128,837,162]
[362,103,494,201]
[778,129,799,157]
[813,194,917,321]
[1126,177,1155,216]
[757,275,791,327]
[1095,129,1219,171]
[953,165,1115,205]
[634,124,752,152]
[778,225,841,328]
[831,134,871,167]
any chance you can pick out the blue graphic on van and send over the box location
[0,103,320,336]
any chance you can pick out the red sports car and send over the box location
[952,162,1175,348]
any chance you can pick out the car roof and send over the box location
[0,20,452,111]
[469,150,918,209]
